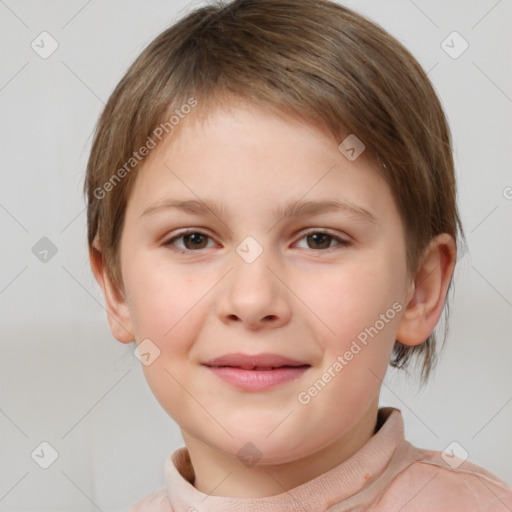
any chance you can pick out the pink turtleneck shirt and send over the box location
[124,407,512,511]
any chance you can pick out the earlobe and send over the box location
[89,236,135,344]
[396,234,456,347]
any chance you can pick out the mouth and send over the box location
[206,364,310,370]
[202,352,310,369]
[201,353,311,391]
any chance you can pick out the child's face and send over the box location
[117,101,412,463]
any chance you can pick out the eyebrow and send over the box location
[140,198,378,224]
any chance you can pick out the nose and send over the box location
[215,250,292,330]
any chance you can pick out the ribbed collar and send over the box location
[164,407,418,511]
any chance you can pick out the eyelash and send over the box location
[163,229,352,254]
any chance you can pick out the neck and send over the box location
[181,400,379,498]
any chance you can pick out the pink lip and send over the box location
[202,352,308,369]
[202,352,310,391]
[205,366,310,391]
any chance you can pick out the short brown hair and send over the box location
[85,0,464,383]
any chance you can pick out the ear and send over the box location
[89,236,135,344]
[396,233,457,347]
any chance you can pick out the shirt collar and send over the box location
[164,407,414,511]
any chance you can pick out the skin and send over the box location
[91,100,456,498]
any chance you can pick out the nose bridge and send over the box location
[230,235,278,297]
[216,236,291,327]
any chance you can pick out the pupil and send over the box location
[182,233,333,250]
[308,233,330,249]
[185,233,206,249]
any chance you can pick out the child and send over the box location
[85,0,512,510]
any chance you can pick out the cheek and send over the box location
[300,257,403,379]
[124,252,200,341]
[123,257,203,416]
[308,263,398,332]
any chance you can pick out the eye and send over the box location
[164,230,216,252]
[164,229,351,253]
[295,230,351,251]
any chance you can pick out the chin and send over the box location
[218,429,311,465]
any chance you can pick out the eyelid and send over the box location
[293,229,352,250]
[164,228,218,249]
[296,228,351,242]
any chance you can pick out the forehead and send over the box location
[126,102,398,227]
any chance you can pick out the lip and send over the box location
[202,352,311,391]
[202,352,309,369]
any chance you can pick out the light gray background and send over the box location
[1,0,511,510]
